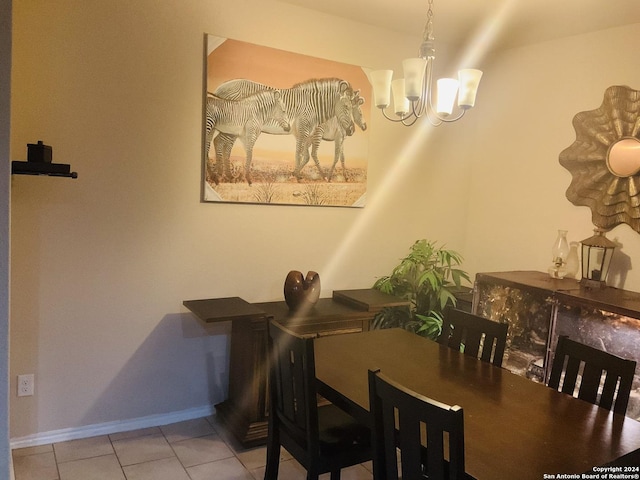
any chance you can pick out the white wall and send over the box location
[10,0,640,442]
[9,0,469,440]
[463,24,640,287]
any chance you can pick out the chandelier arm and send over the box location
[428,108,466,124]
[422,57,431,111]
[409,101,424,120]
[425,114,443,127]
[424,57,439,117]
[379,107,420,125]
[418,56,444,126]
[413,60,430,118]
[400,115,420,127]
[440,109,466,122]
[379,107,423,127]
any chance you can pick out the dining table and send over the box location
[313,328,640,479]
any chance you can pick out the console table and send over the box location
[183,289,408,447]
[473,270,640,420]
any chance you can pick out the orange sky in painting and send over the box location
[205,35,371,169]
[206,37,371,105]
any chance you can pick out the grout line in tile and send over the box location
[12,415,373,480]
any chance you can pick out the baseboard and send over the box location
[10,404,216,449]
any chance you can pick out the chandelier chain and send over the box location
[423,0,435,44]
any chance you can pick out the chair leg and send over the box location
[306,467,322,480]
[264,444,281,480]
[264,434,281,480]
[329,471,341,480]
[264,446,280,480]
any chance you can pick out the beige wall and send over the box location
[9,0,640,441]
[9,0,469,440]
[463,24,640,286]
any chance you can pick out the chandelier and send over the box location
[369,0,483,127]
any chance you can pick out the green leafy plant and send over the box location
[372,239,470,339]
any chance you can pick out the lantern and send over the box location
[580,228,616,289]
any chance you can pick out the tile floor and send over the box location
[11,415,374,480]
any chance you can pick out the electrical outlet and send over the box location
[17,374,34,397]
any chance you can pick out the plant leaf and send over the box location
[372,239,470,339]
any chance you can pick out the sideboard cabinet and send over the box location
[183,289,408,447]
[473,271,640,420]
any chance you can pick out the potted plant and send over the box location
[372,239,470,339]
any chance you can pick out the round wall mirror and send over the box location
[559,85,640,233]
[607,137,640,177]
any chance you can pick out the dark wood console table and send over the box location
[473,270,640,420]
[183,289,408,447]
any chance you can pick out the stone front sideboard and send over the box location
[183,289,408,447]
[473,271,640,420]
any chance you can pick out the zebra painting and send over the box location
[204,35,371,206]
[212,78,359,182]
[308,89,367,182]
[205,90,290,184]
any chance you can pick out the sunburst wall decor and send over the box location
[559,85,640,233]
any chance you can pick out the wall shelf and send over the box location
[11,161,77,178]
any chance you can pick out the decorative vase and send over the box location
[284,270,321,311]
[549,229,570,278]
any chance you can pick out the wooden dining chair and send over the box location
[548,335,637,415]
[265,321,371,480]
[439,307,509,367]
[368,369,467,480]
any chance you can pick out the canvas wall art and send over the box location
[203,34,371,207]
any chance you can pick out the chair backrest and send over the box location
[268,321,319,454]
[368,369,466,480]
[439,307,509,367]
[548,335,637,415]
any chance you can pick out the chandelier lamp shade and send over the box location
[369,0,483,127]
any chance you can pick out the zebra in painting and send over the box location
[205,90,290,185]
[212,78,356,182]
[308,89,367,182]
[289,82,355,180]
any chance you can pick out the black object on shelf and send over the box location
[11,141,77,178]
